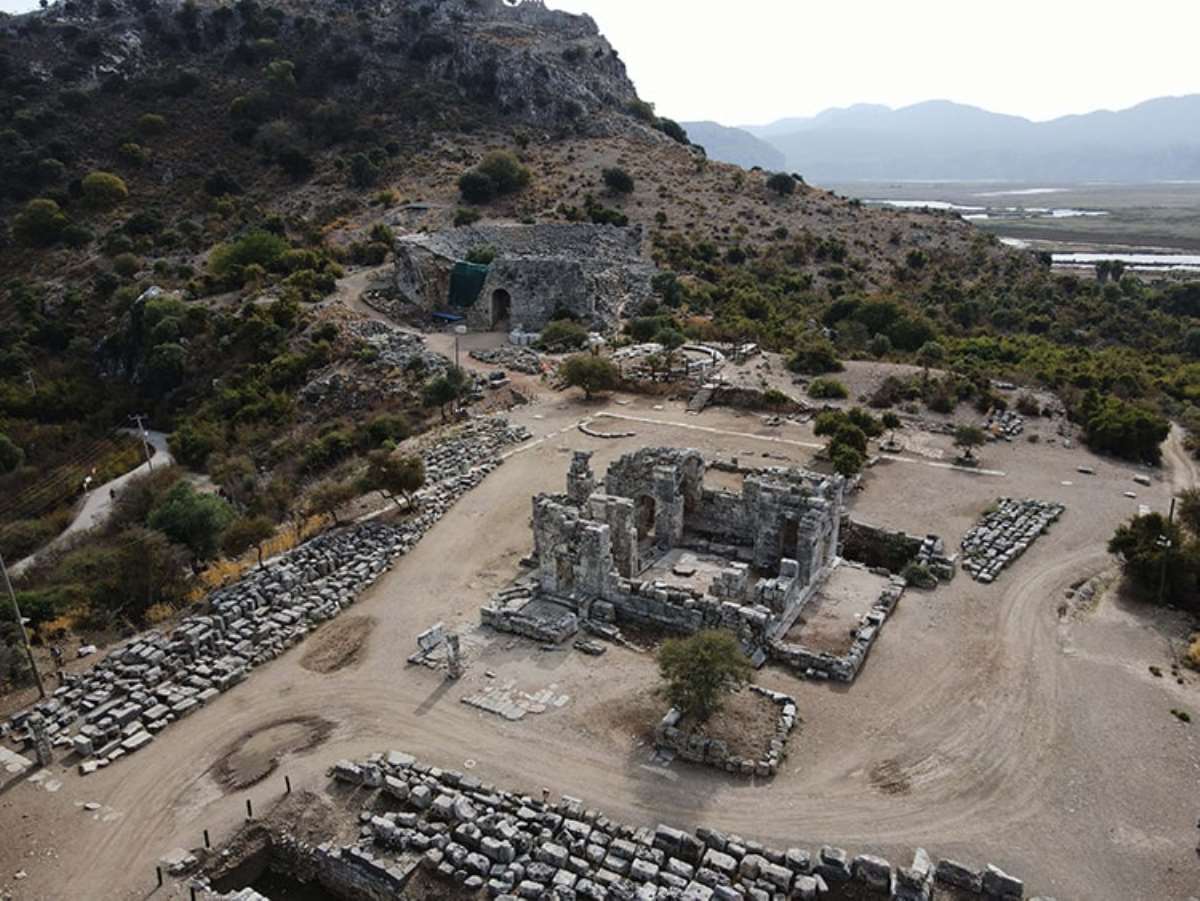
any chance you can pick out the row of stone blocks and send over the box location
[222,749,1033,901]
[654,685,797,777]
[3,418,532,774]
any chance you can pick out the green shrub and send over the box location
[788,337,842,375]
[561,354,620,399]
[538,319,589,352]
[13,198,69,246]
[81,171,129,209]
[208,230,288,276]
[454,207,481,227]
[465,245,496,265]
[0,433,24,473]
[168,418,224,468]
[602,166,634,195]
[459,151,530,203]
[137,113,168,136]
[112,252,141,277]
[766,172,796,196]
[458,170,495,204]
[808,377,848,400]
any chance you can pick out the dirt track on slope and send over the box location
[1,385,1197,901]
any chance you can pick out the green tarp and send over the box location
[448,261,489,308]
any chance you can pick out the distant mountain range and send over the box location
[683,96,1200,181]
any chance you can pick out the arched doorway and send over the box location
[491,288,511,329]
[636,495,657,542]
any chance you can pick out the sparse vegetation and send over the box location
[807,377,849,400]
[657,629,751,722]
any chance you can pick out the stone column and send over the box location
[566,451,595,506]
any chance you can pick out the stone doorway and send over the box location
[491,288,512,329]
[636,495,657,542]
[780,516,799,560]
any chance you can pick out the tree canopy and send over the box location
[561,354,620,400]
[657,629,751,722]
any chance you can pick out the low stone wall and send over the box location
[213,749,1031,900]
[841,518,956,583]
[3,418,532,774]
[769,576,906,682]
[653,685,797,778]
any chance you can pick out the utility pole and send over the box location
[1,551,45,700]
[129,414,154,472]
[1156,496,1176,607]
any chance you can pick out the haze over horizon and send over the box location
[544,0,1199,126]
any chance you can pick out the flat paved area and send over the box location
[1,392,1198,901]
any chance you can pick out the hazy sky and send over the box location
[2,0,1195,124]
[548,0,1200,125]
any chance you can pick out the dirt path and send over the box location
[3,387,1197,898]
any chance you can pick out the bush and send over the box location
[208,230,288,276]
[807,377,848,400]
[602,166,634,195]
[13,198,69,246]
[112,252,141,277]
[1079,391,1169,464]
[766,172,796,196]
[465,245,496,265]
[147,480,235,559]
[137,113,168,136]
[657,629,751,722]
[0,433,25,473]
[362,450,425,509]
[561,354,619,400]
[538,319,589,352]
[454,207,481,227]
[458,151,530,204]
[901,562,936,589]
[788,337,842,375]
[81,171,129,209]
[168,418,224,468]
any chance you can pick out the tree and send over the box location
[602,166,634,195]
[477,151,530,194]
[881,412,902,444]
[13,198,69,246]
[917,340,945,385]
[221,515,275,567]
[1178,489,1200,539]
[147,480,236,560]
[364,450,425,510]
[0,433,23,474]
[788,336,842,375]
[208,230,288,277]
[766,172,796,196]
[81,171,129,209]
[562,354,620,400]
[1109,513,1198,611]
[657,629,751,722]
[807,377,848,400]
[953,424,987,461]
[307,479,357,525]
[868,333,893,358]
[422,367,467,420]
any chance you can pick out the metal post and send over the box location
[1,551,45,699]
[203,829,210,849]
[130,414,154,472]
[156,866,163,887]
[246,798,253,819]
[1157,497,1176,607]
[285,775,292,794]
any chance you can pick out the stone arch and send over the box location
[491,288,512,329]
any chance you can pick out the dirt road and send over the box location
[1,390,1197,900]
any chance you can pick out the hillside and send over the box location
[2,0,1199,671]
[741,97,1200,181]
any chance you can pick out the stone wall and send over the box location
[201,749,1032,900]
[3,418,532,773]
[769,576,906,682]
[841,519,957,583]
[392,223,657,331]
[653,686,798,778]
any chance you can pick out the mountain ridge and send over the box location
[701,96,1200,181]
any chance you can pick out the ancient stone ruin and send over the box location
[485,450,851,658]
[195,749,1032,900]
[392,224,657,331]
[960,499,1065,583]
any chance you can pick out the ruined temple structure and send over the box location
[392,224,657,332]
[483,449,846,659]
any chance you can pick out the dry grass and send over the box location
[187,514,330,602]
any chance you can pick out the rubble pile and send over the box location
[346,320,450,374]
[2,418,531,774]
[984,410,1025,440]
[214,749,1030,900]
[471,346,545,375]
[960,499,1065,584]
